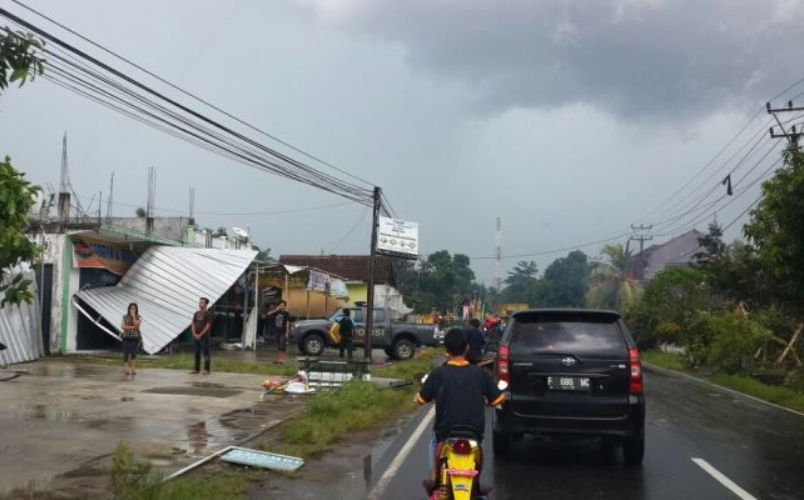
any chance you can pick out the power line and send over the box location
[471,232,632,261]
[8,0,377,189]
[0,7,375,206]
[329,206,369,253]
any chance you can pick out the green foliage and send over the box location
[0,156,41,306]
[500,260,541,305]
[394,250,478,313]
[784,369,804,394]
[626,266,711,348]
[686,312,771,373]
[540,250,589,307]
[0,28,45,92]
[276,381,416,457]
[586,243,640,311]
[109,442,247,500]
[744,148,804,312]
[135,207,146,217]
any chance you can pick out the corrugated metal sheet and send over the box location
[0,264,44,365]
[76,247,257,354]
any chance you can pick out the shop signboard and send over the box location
[377,217,418,258]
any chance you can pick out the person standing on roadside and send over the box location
[267,300,291,364]
[192,297,213,375]
[338,308,355,360]
[121,303,141,377]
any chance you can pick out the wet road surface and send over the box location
[372,365,804,500]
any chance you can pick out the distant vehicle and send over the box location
[291,306,437,360]
[492,309,646,464]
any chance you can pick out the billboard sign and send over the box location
[377,217,418,257]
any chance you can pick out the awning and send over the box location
[75,246,257,354]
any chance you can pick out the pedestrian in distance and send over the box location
[267,300,291,364]
[121,302,141,377]
[191,297,213,375]
[338,308,355,360]
[465,318,485,364]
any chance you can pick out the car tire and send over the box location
[384,347,393,358]
[302,334,326,357]
[623,435,644,465]
[492,428,511,457]
[392,338,415,361]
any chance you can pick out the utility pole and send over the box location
[364,186,382,361]
[767,101,802,152]
[630,224,653,281]
[105,171,114,223]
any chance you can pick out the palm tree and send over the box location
[586,243,641,310]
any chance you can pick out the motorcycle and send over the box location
[421,377,508,500]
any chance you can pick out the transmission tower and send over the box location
[105,171,114,222]
[767,101,803,151]
[495,217,502,292]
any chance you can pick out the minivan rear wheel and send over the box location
[623,435,644,465]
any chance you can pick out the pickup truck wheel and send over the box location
[392,338,415,361]
[302,334,326,357]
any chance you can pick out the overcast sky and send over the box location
[2,0,802,283]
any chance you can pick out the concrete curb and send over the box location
[643,362,804,418]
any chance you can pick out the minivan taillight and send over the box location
[629,346,643,394]
[497,345,511,385]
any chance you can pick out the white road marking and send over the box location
[691,458,757,500]
[367,406,435,500]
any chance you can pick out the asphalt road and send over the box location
[370,365,804,500]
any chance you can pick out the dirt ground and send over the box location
[0,361,307,498]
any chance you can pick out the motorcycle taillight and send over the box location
[452,439,472,455]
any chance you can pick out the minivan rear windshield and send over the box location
[510,315,626,358]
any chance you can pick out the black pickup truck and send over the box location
[291,306,437,360]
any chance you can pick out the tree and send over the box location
[0,157,41,306]
[394,251,478,313]
[135,207,146,218]
[540,250,589,307]
[586,243,640,310]
[1,29,45,306]
[501,260,540,305]
[0,28,45,93]
[214,227,228,238]
[744,147,804,315]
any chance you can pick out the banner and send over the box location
[307,269,329,292]
[73,239,137,275]
[377,217,419,257]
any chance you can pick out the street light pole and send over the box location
[365,186,381,361]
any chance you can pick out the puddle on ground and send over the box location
[143,386,241,398]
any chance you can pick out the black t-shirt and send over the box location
[338,316,355,337]
[269,311,290,333]
[417,361,504,441]
[193,310,213,336]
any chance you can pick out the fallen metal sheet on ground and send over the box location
[220,447,304,472]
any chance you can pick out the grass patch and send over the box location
[709,373,804,413]
[109,442,249,500]
[266,380,420,458]
[52,353,297,376]
[641,351,689,372]
[265,352,440,458]
[643,350,804,413]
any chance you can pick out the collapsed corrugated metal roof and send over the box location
[0,264,44,365]
[75,246,257,354]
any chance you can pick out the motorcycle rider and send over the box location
[415,328,505,489]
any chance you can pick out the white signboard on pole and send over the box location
[377,217,419,257]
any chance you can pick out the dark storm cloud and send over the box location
[304,0,804,119]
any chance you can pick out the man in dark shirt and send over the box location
[267,300,291,364]
[191,297,213,375]
[465,318,485,364]
[416,328,504,482]
[337,308,355,359]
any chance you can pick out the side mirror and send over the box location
[497,380,509,391]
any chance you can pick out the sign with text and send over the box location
[377,217,419,257]
[307,269,329,292]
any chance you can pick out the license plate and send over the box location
[547,376,591,392]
